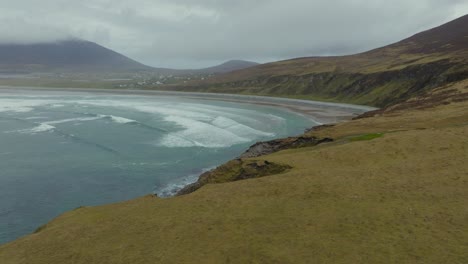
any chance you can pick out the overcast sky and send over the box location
[0,0,467,68]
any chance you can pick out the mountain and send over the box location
[196,60,259,74]
[152,60,260,76]
[0,39,258,77]
[165,15,468,107]
[0,39,152,73]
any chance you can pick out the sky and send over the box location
[0,0,467,69]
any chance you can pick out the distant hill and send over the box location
[196,60,259,74]
[0,40,259,76]
[0,39,152,73]
[166,14,468,107]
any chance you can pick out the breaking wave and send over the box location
[18,123,56,134]
[154,167,215,197]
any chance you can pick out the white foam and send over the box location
[158,115,251,148]
[159,134,202,148]
[211,116,275,138]
[154,167,215,197]
[67,99,279,148]
[24,116,48,120]
[45,117,101,125]
[167,103,285,133]
[18,123,55,134]
[0,100,49,113]
[106,115,137,124]
[79,101,277,148]
[268,114,286,122]
[133,105,213,122]
[44,115,136,126]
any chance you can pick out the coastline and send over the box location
[2,88,467,263]
[0,86,376,124]
[0,85,376,200]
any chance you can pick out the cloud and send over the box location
[0,0,466,68]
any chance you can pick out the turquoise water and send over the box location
[0,89,317,244]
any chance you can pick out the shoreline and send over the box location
[0,86,376,124]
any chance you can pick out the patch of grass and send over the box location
[350,133,384,142]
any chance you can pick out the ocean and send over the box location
[0,88,319,244]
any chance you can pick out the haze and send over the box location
[1,0,467,68]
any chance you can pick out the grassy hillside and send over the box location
[1,79,467,264]
[162,15,468,107]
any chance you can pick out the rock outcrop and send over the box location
[240,136,333,158]
[177,134,334,195]
[177,159,291,195]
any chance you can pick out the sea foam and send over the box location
[0,99,55,113]
[45,117,102,125]
[18,123,55,134]
[101,115,137,124]
[2,97,276,145]
[158,115,252,148]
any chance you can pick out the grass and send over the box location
[1,81,468,263]
[349,133,384,142]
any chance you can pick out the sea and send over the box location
[0,88,320,244]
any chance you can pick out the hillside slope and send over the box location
[164,15,468,107]
[196,60,259,74]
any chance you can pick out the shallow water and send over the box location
[0,89,318,244]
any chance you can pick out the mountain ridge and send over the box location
[196,60,259,74]
[0,39,152,73]
[0,39,259,75]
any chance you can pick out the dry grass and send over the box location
[1,88,468,263]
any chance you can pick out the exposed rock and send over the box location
[240,136,333,158]
[177,159,291,195]
[304,124,335,133]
